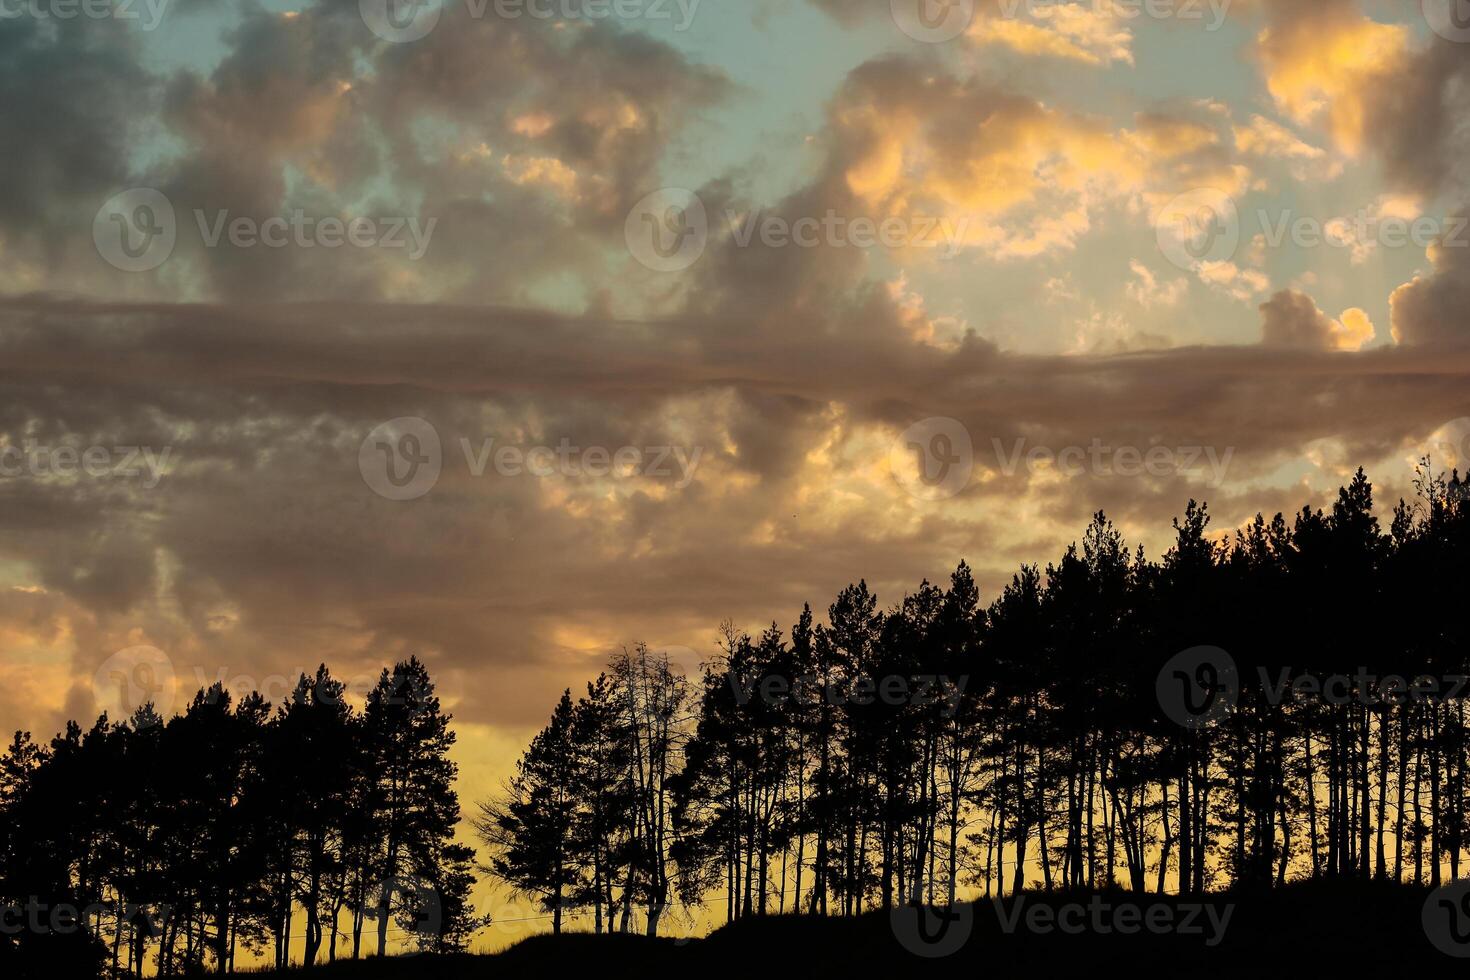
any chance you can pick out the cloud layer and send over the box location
[1,4,1469,866]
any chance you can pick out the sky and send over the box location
[3,0,1470,948]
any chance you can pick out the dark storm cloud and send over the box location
[0,18,157,250]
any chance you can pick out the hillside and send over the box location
[250,880,1456,977]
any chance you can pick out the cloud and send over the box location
[1259,288,1374,351]
[1252,0,1411,157]
[1197,260,1270,303]
[1390,210,1470,346]
[1126,260,1188,309]
[1232,113,1339,182]
[1248,0,1470,200]
[0,278,1464,770]
[0,18,161,294]
[0,5,731,306]
[781,57,1250,268]
[968,2,1134,66]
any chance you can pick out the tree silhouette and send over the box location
[0,657,475,975]
[362,658,465,958]
[478,691,581,935]
[480,463,1470,932]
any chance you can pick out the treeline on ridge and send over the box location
[482,465,1470,936]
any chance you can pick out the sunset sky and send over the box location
[2,0,1470,945]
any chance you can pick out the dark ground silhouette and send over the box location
[242,881,1456,977]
